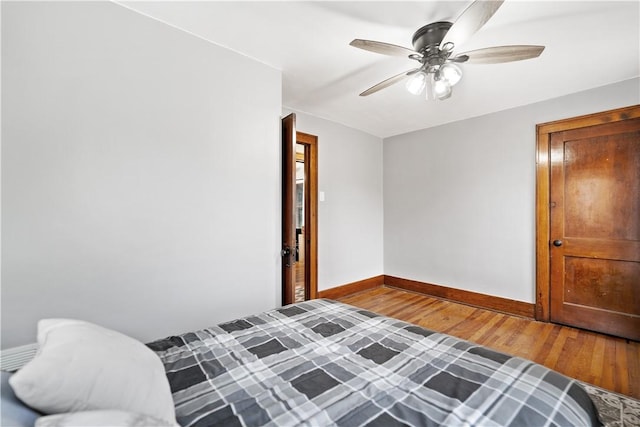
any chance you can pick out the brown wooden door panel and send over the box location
[551,303,639,340]
[562,238,640,261]
[282,114,297,305]
[562,121,640,241]
[549,114,640,341]
[560,257,639,311]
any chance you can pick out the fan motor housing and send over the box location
[412,21,453,53]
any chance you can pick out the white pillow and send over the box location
[35,410,179,427]
[9,319,176,425]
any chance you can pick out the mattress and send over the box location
[148,299,600,426]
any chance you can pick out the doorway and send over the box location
[282,114,318,305]
[294,132,318,303]
[535,105,640,341]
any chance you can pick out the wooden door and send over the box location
[282,114,297,305]
[545,108,640,340]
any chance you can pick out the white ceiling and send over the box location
[118,1,640,138]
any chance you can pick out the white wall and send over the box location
[1,1,282,348]
[384,78,640,303]
[2,2,636,349]
[283,110,384,291]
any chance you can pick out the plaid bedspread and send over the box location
[148,299,600,426]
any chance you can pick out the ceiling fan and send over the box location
[350,0,545,100]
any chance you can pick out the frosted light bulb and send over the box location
[406,72,427,95]
[433,78,452,100]
[440,63,462,86]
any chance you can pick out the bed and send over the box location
[147,298,601,426]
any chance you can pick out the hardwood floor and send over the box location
[337,286,640,400]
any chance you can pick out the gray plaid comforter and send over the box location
[148,299,600,426]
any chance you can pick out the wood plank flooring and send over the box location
[337,286,640,400]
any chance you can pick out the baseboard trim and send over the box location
[318,274,535,319]
[384,275,535,319]
[318,275,384,300]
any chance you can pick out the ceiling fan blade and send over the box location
[454,45,545,64]
[360,68,420,96]
[350,39,417,57]
[440,0,505,50]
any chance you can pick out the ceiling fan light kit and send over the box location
[351,0,545,101]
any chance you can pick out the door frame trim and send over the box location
[534,104,640,321]
[296,131,318,300]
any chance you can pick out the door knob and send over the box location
[281,246,296,267]
[552,240,563,247]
